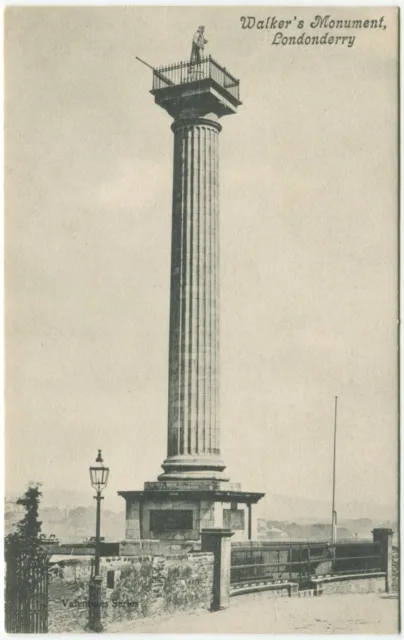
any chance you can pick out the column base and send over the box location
[159,454,228,482]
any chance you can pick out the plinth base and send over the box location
[158,454,228,482]
[118,481,264,544]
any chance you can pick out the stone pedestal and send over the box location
[119,482,263,545]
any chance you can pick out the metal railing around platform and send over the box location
[152,56,240,102]
[230,540,383,590]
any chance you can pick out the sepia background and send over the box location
[5,7,398,535]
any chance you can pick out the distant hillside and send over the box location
[258,517,398,543]
[6,488,396,523]
[5,503,125,543]
[255,493,397,523]
[6,489,96,509]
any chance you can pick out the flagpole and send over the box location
[331,396,338,543]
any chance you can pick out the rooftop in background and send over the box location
[150,55,242,119]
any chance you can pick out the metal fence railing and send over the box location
[152,56,240,102]
[231,540,383,589]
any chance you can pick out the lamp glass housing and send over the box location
[89,456,109,493]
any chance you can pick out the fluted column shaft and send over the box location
[161,116,225,480]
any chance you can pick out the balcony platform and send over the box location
[150,56,242,119]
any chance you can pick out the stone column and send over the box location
[160,115,226,481]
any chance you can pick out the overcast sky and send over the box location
[5,7,398,517]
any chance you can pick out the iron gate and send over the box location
[5,550,49,633]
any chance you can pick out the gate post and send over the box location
[201,528,234,611]
[372,528,394,592]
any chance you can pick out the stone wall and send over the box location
[310,573,386,596]
[48,552,214,633]
[119,539,201,556]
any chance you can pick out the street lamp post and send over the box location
[89,450,109,633]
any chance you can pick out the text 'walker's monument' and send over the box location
[119,30,264,545]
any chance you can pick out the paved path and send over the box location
[107,592,399,634]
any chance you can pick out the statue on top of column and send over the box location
[191,26,208,64]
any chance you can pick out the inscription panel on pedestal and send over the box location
[223,509,245,531]
[149,509,193,534]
